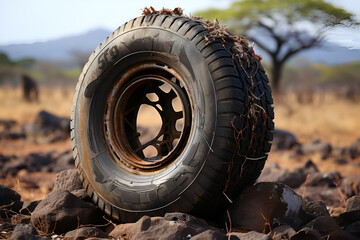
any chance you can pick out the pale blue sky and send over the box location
[1,0,360,49]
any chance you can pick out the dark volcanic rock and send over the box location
[346,196,360,212]
[53,150,75,172]
[22,110,70,143]
[272,129,298,151]
[290,227,321,240]
[272,225,296,240]
[349,138,360,159]
[191,229,226,240]
[31,189,105,234]
[3,153,53,175]
[345,220,360,238]
[12,224,38,235]
[0,185,21,206]
[299,139,332,159]
[64,227,109,240]
[19,200,41,215]
[340,175,360,198]
[3,151,75,176]
[296,185,343,207]
[304,216,340,236]
[8,224,43,240]
[110,214,212,240]
[52,169,83,192]
[70,189,92,202]
[306,171,342,187]
[228,231,272,240]
[304,200,330,217]
[227,182,310,233]
[258,168,306,188]
[294,159,319,175]
[335,210,360,228]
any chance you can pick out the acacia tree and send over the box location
[196,0,358,92]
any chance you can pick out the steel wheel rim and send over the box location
[103,62,193,174]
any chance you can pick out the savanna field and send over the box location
[1,85,360,201]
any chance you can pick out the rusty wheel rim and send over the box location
[103,63,192,174]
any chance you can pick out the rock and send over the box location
[295,185,342,207]
[327,230,358,240]
[299,139,332,159]
[0,185,21,206]
[64,227,109,240]
[0,185,22,217]
[70,189,92,202]
[335,210,360,227]
[22,110,70,143]
[258,168,306,188]
[11,214,31,224]
[0,119,17,130]
[2,159,26,176]
[346,196,360,212]
[22,153,53,172]
[228,231,272,240]
[53,151,75,172]
[333,158,348,165]
[16,170,55,190]
[340,177,358,196]
[272,225,296,240]
[340,175,360,198]
[52,169,83,192]
[304,216,340,236]
[110,214,212,240]
[8,224,44,240]
[290,227,322,240]
[294,159,319,176]
[272,129,298,151]
[12,224,38,235]
[191,230,226,240]
[0,120,24,140]
[227,182,310,233]
[0,131,25,141]
[306,171,342,187]
[344,220,360,238]
[19,200,41,215]
[31,189,105,234]
[305,201,330,217]
[3,153,54,175]
[349,139,360,159]
[8,234,43,240]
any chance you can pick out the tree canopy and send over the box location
[196,0,358,91]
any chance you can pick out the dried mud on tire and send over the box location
[71,12,274,222]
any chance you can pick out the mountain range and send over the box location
[0,28,359,65]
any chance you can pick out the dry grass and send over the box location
[0,86,74,123]
[274,93,360,146]
[1,86,360,201]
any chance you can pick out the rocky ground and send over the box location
[0,113,360,239]
[1,167,360,239]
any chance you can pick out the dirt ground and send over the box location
[0,86,360,201]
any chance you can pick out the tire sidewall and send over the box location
[74,26,217,212]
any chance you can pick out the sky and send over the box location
[1,0,360,49]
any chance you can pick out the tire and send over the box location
[71,14,274,223]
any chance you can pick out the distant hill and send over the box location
[0,28,359,64]
[0,28,111,61]
[254,41,360,65]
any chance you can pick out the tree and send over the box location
[196,0,358,92]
